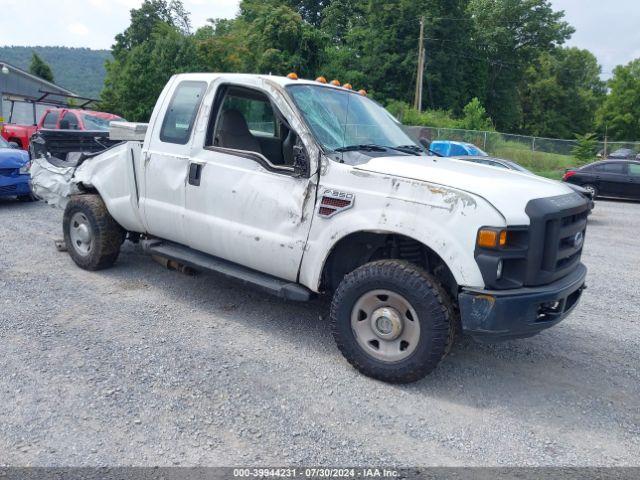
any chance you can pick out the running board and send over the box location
[142,240,313,302]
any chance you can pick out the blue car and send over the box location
[429,140,488,157]
[0,136,34,201]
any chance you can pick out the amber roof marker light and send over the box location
[315,76,328,84]
[330,79,341,86]
[287,72,299,80]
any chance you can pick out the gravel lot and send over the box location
[0,197,639,467]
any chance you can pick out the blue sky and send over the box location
[1,0,638,78]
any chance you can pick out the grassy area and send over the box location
[487,141,576,180]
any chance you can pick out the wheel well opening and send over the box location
[8,138,22,148]
[321,232,458,298]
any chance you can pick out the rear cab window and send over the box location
[629,164,640,176]
[42,111,60,129]
[160,81,208,145]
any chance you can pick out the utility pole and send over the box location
[414,16,425,112]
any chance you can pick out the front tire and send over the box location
[63,195,124,271]
[330,260,456,383]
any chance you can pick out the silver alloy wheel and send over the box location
[350,289,421,362]
[69,212,94,256]
[584,185,596,196]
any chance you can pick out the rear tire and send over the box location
[582,184,598,198]
[63,195,124,271]
[330,260,456,383]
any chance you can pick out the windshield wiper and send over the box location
[334,144,388,153]
[394,144,424,156]
[335,144,421,156]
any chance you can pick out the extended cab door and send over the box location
[184,81,318,281]
[141,79,208,244]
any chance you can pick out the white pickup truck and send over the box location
[31,73,589,383]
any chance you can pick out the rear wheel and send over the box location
[63,195,124,270]
[582,184,598,198]
[330,260,456,383]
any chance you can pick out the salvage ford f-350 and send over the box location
[30,73,589,383]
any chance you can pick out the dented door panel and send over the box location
[184,148,317,281]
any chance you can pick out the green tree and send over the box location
[29,52,54,82]
[101,0,197,120]
[596,59,640,141]
[571,133,598,164]
[459,97,493,130]
[467,0,574,131]
[521,48,605,138]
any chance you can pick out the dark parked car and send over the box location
[563,160,640,200]
[454,155,595,208]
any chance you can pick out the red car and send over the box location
[1,108,124,151]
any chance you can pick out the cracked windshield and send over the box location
[287,85,420,158]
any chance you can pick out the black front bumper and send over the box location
[458,263,587,342]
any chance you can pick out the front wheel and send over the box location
[63,195,124,271]
[330,260,456,383]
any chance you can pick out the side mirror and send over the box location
[292,140,310,178]
[9,141,19,149]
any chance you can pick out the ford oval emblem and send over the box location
[573,231,584,248]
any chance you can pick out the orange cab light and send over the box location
[477,229,507,248]
[330,79,341,86]
[315,76,328,84]
[287,72,299,80]
[358,89,367,96]
[343,83,353,90]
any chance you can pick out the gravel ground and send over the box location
[0,197,639,467]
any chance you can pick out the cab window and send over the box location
[60,112,79,130]
[42,111,60,128]
[160,81,207,145]
[221,95,276,137]
[208,86,296,168]
[629,164,640,176]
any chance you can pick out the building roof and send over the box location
[0,60,75,95]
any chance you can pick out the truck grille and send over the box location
[525,193,590,286]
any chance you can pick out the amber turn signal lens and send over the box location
[287,72,298,80]
[477,229,507,248]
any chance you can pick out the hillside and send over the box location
[0,46,111,98]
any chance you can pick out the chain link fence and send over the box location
[405,126,640,178]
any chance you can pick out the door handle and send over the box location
[188,163,203,186]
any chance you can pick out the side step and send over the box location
[142,240,313,302]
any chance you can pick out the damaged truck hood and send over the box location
[354,155,577,225]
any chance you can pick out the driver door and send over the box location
[184,83,317,281]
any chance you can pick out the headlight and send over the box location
[19,161,31,174]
